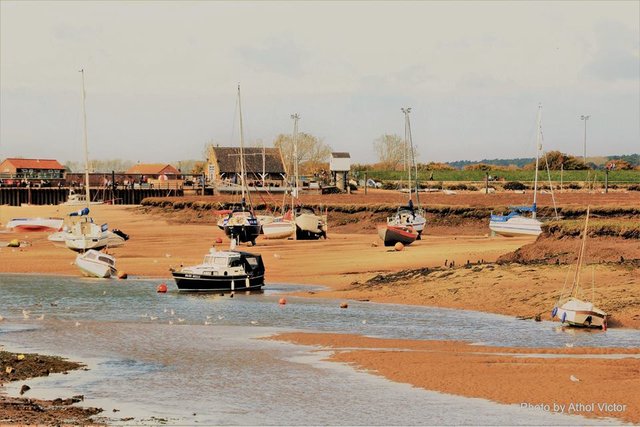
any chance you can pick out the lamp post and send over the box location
[580,115,590,166]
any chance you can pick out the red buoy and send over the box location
[279,298,287,305]
[156,283,168,293]
[215,237,223,244]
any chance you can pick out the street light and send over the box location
[580,115,590,166]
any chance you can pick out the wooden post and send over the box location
[364,172,368,195]
[485,172,489,194]
[605,169,609,194]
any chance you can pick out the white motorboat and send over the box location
[75,249,117,278]
[62,189,103,206]
[6,217,64,232]
[552,206,607,329]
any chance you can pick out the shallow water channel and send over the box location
[1,274,637,425]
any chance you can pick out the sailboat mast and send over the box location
[80,69,90,209]
[407,109,420,206]
[401,107,412,200]
[291,113,300,198]
[570,206,591,297]
[237,85,246,199]
[532,104,542,219]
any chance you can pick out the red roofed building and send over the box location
[125,163,180,177]
[0,158,66,185]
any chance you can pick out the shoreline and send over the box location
[268,332,640,424]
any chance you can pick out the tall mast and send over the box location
[80,69,90,209]
[291,113,300,198]
[401,107,416,203]
[570,206,591,297]
[532,104,542,219]
[237,85,246,199]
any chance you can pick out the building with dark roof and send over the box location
[206,146,287,187]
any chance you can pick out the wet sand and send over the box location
[270,332,640,424]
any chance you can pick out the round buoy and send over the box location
[8,239,20,248]
[394,242,404,251]
[279,297,287,305]
[215,237,223,244]
[156,283,168,293]
[117,271,128,279]
[340,302,348,309]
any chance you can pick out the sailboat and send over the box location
[62,70,123,253]
[552,207,607,329]
[489,106,544,237]
[222,85,262,246]
[382,107,426,243]
[288,113,327,240]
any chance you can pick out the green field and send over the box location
[360,169,640,184]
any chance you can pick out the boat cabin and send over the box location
[186,249,265,277]
[83,250,116,267]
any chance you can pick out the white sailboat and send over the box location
[75,249,117,278]
[64,70,115,252]
[386,107,426,237]
[553,207,607,329]
[489,105,544,237]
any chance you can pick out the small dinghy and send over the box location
[75,249,117,278]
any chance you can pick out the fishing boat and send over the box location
[5,217,64,232]
[62,189,103,206]
[75,249,117,278]
[221,86,262,245]
[490,106,545,237]
[171,248,265,292]
[387,107,426,238]
[553,207,607,329]
[377,224,418,247]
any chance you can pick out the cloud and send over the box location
[237,37,306,77]
[585,20,640,81]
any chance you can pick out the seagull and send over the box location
[206,315,212,320]
[163,308,168,313]
[204,321,212,325]
[169,320,173,325]
[273,253,281,259]
[150,316,158,321]
[22,310,30,319]
[75,321,81,327]
[103,291,107,295]
[177,318,185,323]
[250,320,258,325]
[361,320,367,324]
[570,375,580,382]
[217,315,224,320]
[37,314,45,320]
[170,309,175,316]
[565,343,574,348]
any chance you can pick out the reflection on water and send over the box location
[0,274,636,425]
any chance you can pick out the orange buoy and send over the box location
[394,242,404,251]
[215,237,223,244]
[279,297,287,305]
[117,271,128,279]
[340,302,348,309]
[156,283,168,293]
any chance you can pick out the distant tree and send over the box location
[191,161,206,174]
[463,163,494,171]
[374,134,410,171]
[527,151,587,170]
[417,162,455,171]
[273,132,332,177]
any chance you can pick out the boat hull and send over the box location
[489,216,542,237]
[262,220,295,239]
[295,213,327,240]
[6,218,64,232]
[172,272,264,292]
[223,224,261,244]
[555,298,607,329]
[75,251,117,278]
[377,224,418,247]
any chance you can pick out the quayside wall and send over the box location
[0,188,183,206]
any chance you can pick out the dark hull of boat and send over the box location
[172,272,265,292]
[378,225,417,247]
[295,227,326,240]
[224,225,261,245]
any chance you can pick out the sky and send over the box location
[1,1,638,165]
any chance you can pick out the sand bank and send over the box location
[270,332,640,424]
